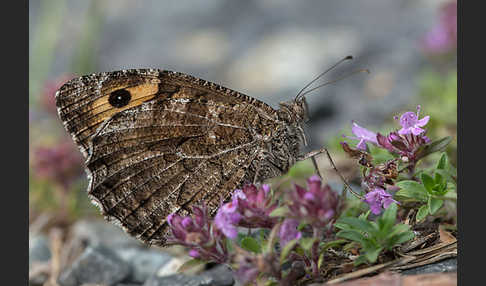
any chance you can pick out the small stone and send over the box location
[29,234,51,267]
[144,264,234,286]
[115,248,173,283]
[29,234,51,286]
[58,245,131,286]
[401,258,457,275]
[198,265,234,286]
[153,257,192,277]
[71,220,144,248]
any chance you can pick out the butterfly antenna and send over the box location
[295,55,353,101]
[298,68,370,99]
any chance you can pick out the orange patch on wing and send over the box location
[88,83,160,124]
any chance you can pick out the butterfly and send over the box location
[55,57,354,246]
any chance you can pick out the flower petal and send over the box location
[416,115,430,127]
[399,112,417,129]
[352,122,378,144]
[411,127,425,136]
[356,139,367,150]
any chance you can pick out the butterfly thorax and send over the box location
[277,97,309,145]
[247,98,308,183]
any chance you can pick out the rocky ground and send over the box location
[29,219,456,286]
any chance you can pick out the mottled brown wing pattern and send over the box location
[55,69,283,246]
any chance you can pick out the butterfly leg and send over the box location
[299,147,362,198]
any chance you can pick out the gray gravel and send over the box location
[70,220,144,249]
[29,233,52,286]
[115,247,173,283]
[401,258,457,275]
[144,264,234,286]
[58,245,131,286]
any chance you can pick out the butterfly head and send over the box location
[278,97,310,124]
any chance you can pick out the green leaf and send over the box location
[337,217,375,234]
[333,222,351,231]
[269,206,289,217]
[415,136,452,160]
[358,210,371,220]
[225,237,234,253]
[396,181,428,202]
[354,255,369,266]
[428,197,444,214]
[380,203,398,234]
[364,246,383,263]
[434,171,444,184]
[416,205,429,222]
[436,153,448,170]
[388,223,410,238]
[393,230,415,245]
[299,237,318,252]
[318,252,325,269]
[297,221,307,230]
[280,239,299,264]
[241,236,262,253]
[319,239,348,252]
[177,258,206,273]
[421,173,435,193]
[336,230,366,244]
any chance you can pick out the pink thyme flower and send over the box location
[32,141,84,189]
[287,175,339,228]
[343,121,378,151]
[231,184,278,229]
[363,187,398,215]
[214,199,242,239]
[422,1,457,55]
[398,105,430,136]
[279,219,302,247]
[167,205,228,263]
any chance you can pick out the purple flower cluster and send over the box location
[377,106,430,162]
[167,205,228,263]
[233,249,281,285]
[345,106,430,163]
[341,106,431,214]
[279,219,302,247]
[214,184,278,239]
[32,141,84,189]
[167,183,279,261]
[41,74,75,115]
[231,184,278,228]
[422,0,457,55]
[363,187,399,215]
[287,175,339,228]
[214,199,242,239]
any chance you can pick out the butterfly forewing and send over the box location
[55,69,292,246]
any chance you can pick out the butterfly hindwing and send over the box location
[56,69,283,245]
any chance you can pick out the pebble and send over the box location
[144,264,234,286]
[29,234,51,286]
[401,258,457,275]
[71,220,144,249]
[115,247,173,283]
[58,245,131,286]
[29,234,51,267]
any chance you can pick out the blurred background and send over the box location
[29,0,456,284]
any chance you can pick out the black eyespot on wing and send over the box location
[109,89,132,108]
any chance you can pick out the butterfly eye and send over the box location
[109,89,132,108]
